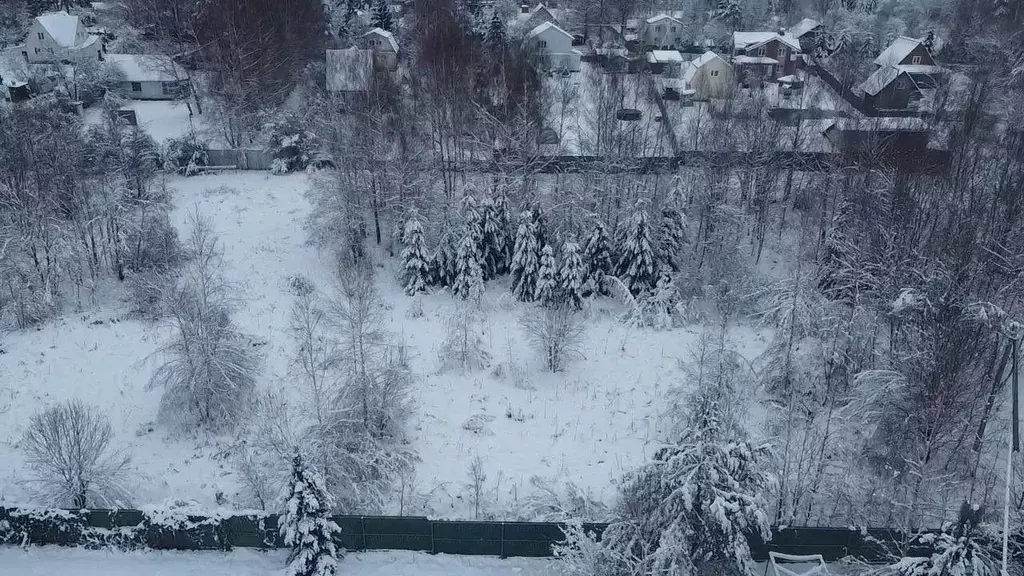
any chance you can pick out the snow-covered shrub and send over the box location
[265,114,321,174]
[280,451,342,576]
[0,274,57,330]
[125,268,172,320]
[520,476,609,522]
[886,503,997,576]
[438,307,491,372]
[162,136,208,175]
[520,305,586,372]
[21,400,132,507]
[124,211,183,274]
[149,213,260,432]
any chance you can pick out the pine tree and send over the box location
[558,241,586,310]
[400,211,430,295]
[485,11,506,51]
[618,206,657,295]
[453,233,485,301]
[371,0,393,31]
[656,187,687,272]
[510,210,540,302]
[583,221,613,296]
[280,452,342,576]
[535,244,557,305]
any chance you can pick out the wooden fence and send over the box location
[0,507,955,561]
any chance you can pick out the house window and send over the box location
[538,40,547,48]
[37,32,44,40]
[895,78,907,89]
[131,82,142,92]
[911,55,922,64]
[780,48,788,59]
[34,47,40,54]
[710,69,719,77]
[671,26,677,32]
[161,81,177,94]
[757,46,766,56]
[656,25,662,32]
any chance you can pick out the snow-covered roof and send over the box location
[645,14,683,26]
[733,31,801,52]
[894,64,942,74]
[776,74,798,83]
[360,28,399,52]
[733,54,780,65]
[874,36,924,66]
[682,62,697,83]
[36,11,83,48]
[527,21,572,40]
[789,18,820,38]
[647,50,684,64]
[105,54,187,82]
[326,48,372,92]
[690,50,726,68]
[829,117,928,132]
[859,65,920,96]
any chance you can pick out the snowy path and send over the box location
[0,547,560,576]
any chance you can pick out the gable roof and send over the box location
[789,18,821,38]
[733,31,801,52]
[874,36,926,66]
[520,4,558,24]
[36,11,83,48]
[527,21,572,41]
[326,48,372,92]
[647,50,684,64]
[859,65,920,96]
[691,50,727,68]
[105,54,187,82]
[645,14,684,26]
[360,28,399,52]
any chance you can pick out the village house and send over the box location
[646,50,684,76]
[24,11,102,64]
[682,51,734,99]
[789,18,822,49]
[639,14,685,50]
[873,36,942,88]
[326,48,373,108]
[524,22,581,73]
[516,3,562,31]
[105,54,189,100]
[859,65,924,110]
[731,31,800,83]
[358,28,399,71]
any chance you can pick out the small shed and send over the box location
[646,50,684,76]
[326,48,373,108]
[105,54,189,100]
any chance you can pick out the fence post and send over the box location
[430,519,436,554]
[360,517,366,551]
[500,522,505,559]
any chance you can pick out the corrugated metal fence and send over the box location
[0,507,954,560]
[204,149,274,170]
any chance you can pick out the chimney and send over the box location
[521,4,530,13]
[779,27,786,36]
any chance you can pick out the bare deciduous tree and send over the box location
[21,400,132,507]
[520,305,587,372]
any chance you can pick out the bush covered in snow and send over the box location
[265,114,321,174]
[520,305,586,372]
[162,137,208,175]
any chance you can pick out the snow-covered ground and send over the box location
[0,547,559,576]
[0,171,772,517]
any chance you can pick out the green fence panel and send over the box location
[431,521,503,556]
[501,522,565,557]
[330,516,366,550]
[361,516,433,552]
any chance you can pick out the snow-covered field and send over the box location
[0,171,771,516]
[0,547,559,576]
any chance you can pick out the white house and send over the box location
[358,28,399,70]
[105,54,189,100]
[682,51,734,99]
[516,4,562,31]
[639,14,685,50]
[24,11,102,64]
[525,22,581,73]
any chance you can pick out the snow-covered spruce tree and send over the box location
[438,307,491,372]
[480,196,506,279]
[535,244,558,306]
[400,210,430,295]
[558,241,586,310]
[432,215,459,287]
[582,221,613,296]
[280,451,342,576]
[485,10,506,52]
[510,210,541,302]
[370,0,393,31]
[493,194,514,273]
[617,204,657,295]
[461,194,485,265]
[557,373,774,576]
[453,233,485,301]
[656,186,688,272]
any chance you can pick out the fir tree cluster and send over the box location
[399,196,688,305]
